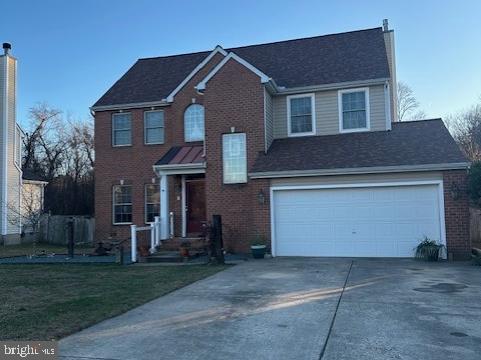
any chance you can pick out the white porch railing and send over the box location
[130,216,162,263]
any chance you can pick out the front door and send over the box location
[186,178,206,234]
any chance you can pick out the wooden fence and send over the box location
[38,215,95,245]
[469,207,481,249]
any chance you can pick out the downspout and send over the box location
[384,80,392,131]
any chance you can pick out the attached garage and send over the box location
[271,181,446,258]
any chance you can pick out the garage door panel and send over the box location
[273,184,442,257]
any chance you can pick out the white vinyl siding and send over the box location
[264,89,274,151]
[144,110,164,144]
[14,125,21,167]
[1,55,22,235]
[112,113,132,146]
[222,133,247,184]
[273,85,386,138]
[184,104,205,142]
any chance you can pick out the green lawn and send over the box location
[0,264,227,340]
[0,243,94,258]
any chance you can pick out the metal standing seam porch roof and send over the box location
[155,146,204,167]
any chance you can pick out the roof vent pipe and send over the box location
[383,19,389,32]
[2,43,11,55]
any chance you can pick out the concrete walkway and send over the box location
[59,258,481,360]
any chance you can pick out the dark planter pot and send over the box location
[427,248,440,261]
[251,245,267,259]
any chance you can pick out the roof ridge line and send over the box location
[137,27,382,61]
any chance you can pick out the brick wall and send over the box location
[94,53,224,242]
[203,59,270,252]
[443,169,471,259]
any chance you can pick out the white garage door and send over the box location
[272,184,443,257]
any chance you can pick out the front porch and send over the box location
[155,145,207,241]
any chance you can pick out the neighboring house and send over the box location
[21,168,48,233]
[92,20,470,259]
[0,43,48,244]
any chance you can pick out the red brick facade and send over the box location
[203,59,271,252]
[442,169,471,259]
[94,53,470,258]
[94,53,224,242]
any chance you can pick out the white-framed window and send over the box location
[338,88,370,133]
[144,110,164,144]
[113,185,132,224]
[184,104,205,142]
[112,113,132,146]
[223,133,247,184]
[287,93,316,136]
[145,184,160,223]
[14,125,22,167]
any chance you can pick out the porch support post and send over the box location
[181,175,186,237]
[160,174,169,240]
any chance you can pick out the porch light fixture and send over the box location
[120,179,124,185]
[230,127,235,133]
[450,181,462,200]
[151,177,156,184]
[257,189,266,205]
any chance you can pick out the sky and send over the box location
[2,0,481,126]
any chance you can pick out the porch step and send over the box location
[145,251,183,263]
[160,237,208,251]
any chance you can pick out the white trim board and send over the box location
[249,162,470,179]
[196,52,271,91]
[270,180,447,258]
[166,46,227,102]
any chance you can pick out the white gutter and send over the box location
[249,162,470,179]
[91,100,171,113]
[276,78,389,95]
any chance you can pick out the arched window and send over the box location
[184,104,204,142]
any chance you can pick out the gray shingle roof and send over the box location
[250,119,468,174]
[93,28,390,107]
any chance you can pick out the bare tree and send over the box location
[22,103,95,215]
[397,82,426,121]
[23,103,67,180]
[446,100,481,162]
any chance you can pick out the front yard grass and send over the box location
[0,263,227,340]
[0,243,94,258]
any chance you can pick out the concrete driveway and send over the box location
[59,258,481,360]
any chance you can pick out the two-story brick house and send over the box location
[92,21,470,259]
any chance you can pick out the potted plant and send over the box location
[179,241,191,258]
[415,236,444,261]
[250,233,267,259]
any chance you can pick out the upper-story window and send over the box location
[223,133,247,184]
[144,110,164,144]
[339,88,370,133]
[184,104,204,142]
[287,93,316,137]
[112,113,132,146]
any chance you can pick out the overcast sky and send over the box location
[2,0,481,125]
